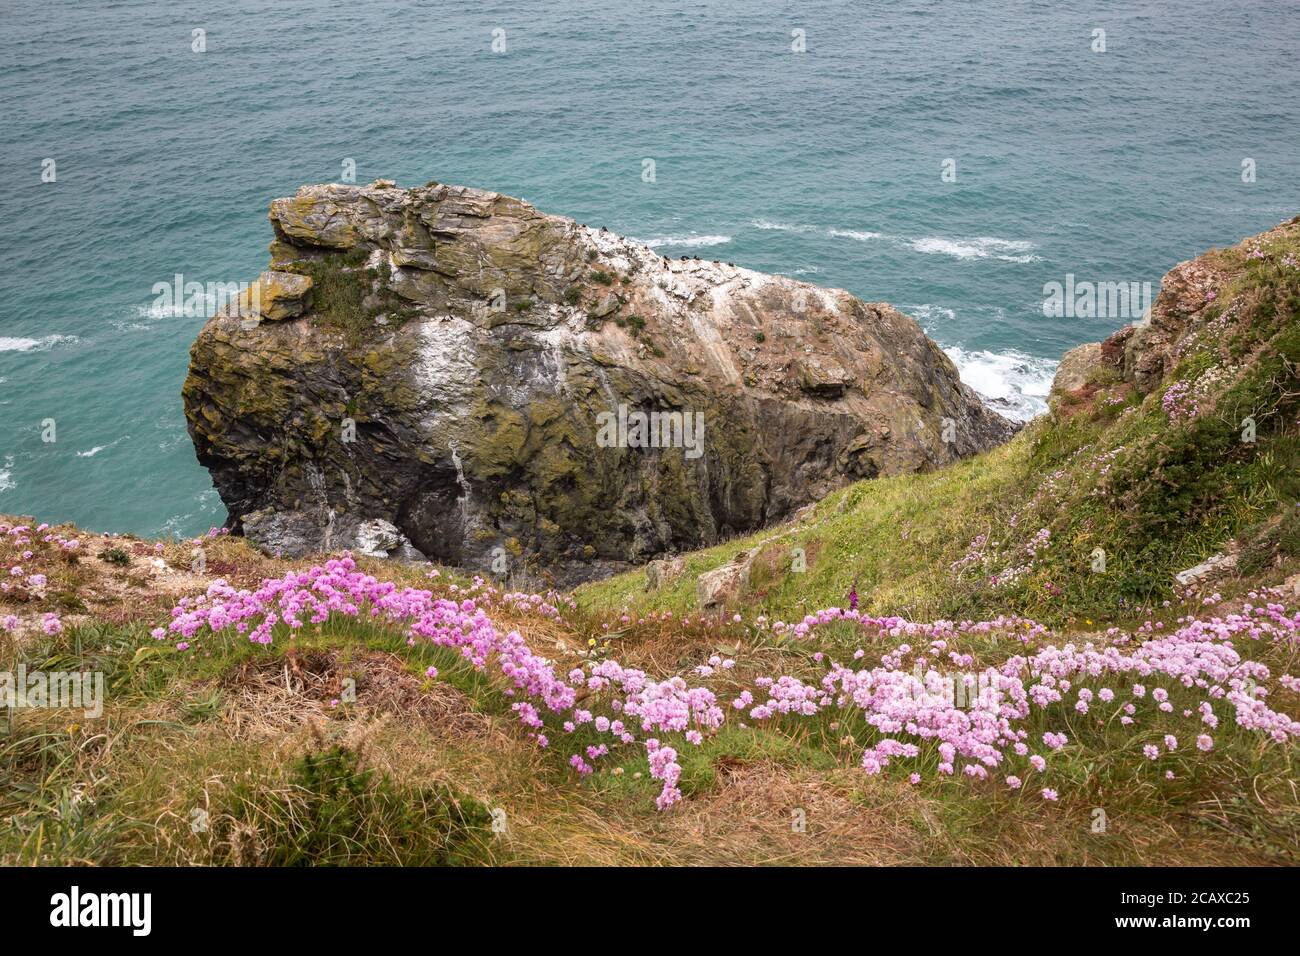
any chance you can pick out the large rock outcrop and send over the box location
[183,179,1014,582]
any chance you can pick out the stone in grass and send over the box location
[645,556,684,591]
[1174,550,1237,587]
[697,548,759,608]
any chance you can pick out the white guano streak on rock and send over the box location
[414,318,479,415]
[533,315,584,394]
[449,442,471,522]
[690,297,743,385]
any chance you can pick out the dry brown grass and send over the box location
[645,763,921,865]
[208,648,493,742]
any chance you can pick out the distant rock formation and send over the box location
[184,179,1014,582]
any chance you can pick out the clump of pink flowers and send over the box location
[1161,381,1198,422]
[159,557,1300,812]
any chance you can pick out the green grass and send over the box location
[215,743,496,866]
[2,531,1296,864]
[577,438,1038,621]
[287,248,420,337]
[0,611,515,865]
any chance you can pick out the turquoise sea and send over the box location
[1,0,1297,538]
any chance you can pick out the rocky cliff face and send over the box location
[183,180,1014,582]
[1049,215,1300,411]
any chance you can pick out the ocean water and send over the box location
[1,0,1297,538]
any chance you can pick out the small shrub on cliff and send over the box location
[299,254,367,330]
[218,743,494,866]
[295,250,420,336]
[99,547,130,567]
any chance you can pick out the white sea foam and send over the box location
[0,456,14,494]
[827,228,885,242]
[749,219,818,233]
[909,236,1040,263]
[944,346,1057,422]
[76,434,128,459]
[0,335,79,353]
[634,234,732,249]
[910,303,957,326]
[136,299,209,320]
[138,296,230,320]
[811,226,1038,263]
[112,320,155,334]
